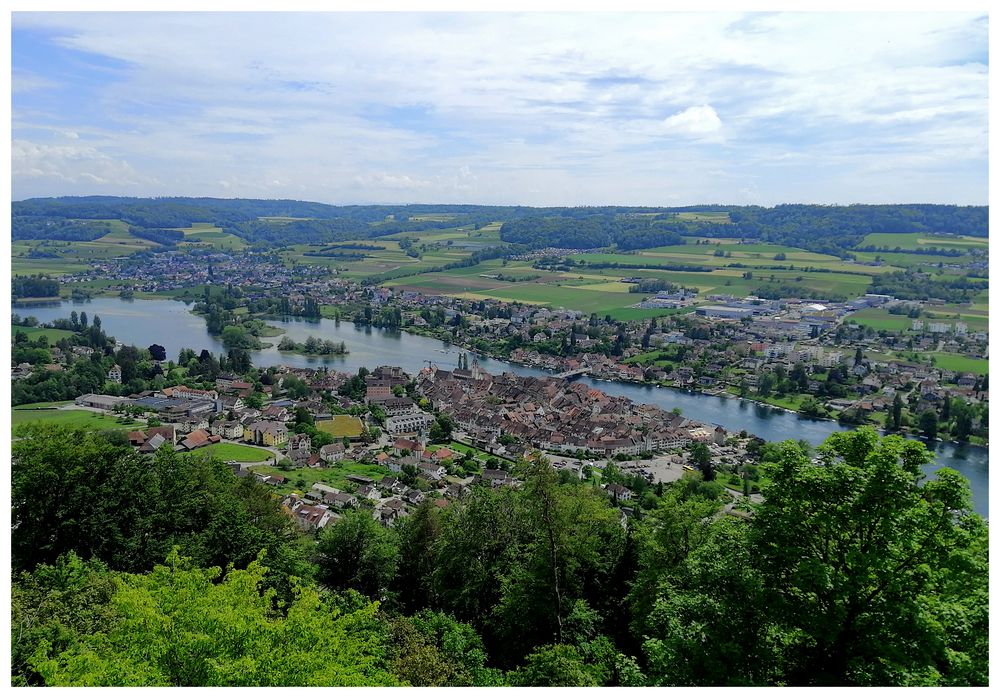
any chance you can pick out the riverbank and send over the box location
[13,295,987,516]
[397,321,986,449]
[276,347,349,357]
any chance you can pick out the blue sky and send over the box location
[10,12,989,206]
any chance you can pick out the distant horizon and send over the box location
[10,194,990,209]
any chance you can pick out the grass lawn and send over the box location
[12,408,142,434]
[316,415,364,438]
[250,460,391,495]
[859,232,988,251]
[11,325,78,345]
[717,470,770,494]
[754,394,805,411]
[930,353,989,375]
[200,442,273,462]
[845,309,915,332]
[12,400,75,409]
[430,440,515,463]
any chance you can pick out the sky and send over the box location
[10,11,990,206]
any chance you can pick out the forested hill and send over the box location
[10,426,989,686]
[11,197,987,255]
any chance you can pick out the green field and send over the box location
[866,349,989,376]
[380,234,893,318]
[250,460,391,494]
[673,212,732,223]
[175,223,248,251]
[316,415,365,438]
[929,353,989,375]
[200,442,273,462]
[280,223,504,280]
[11,325,78,345]
[845,309,915,332]
[11,257,91,277]
[847,306,989,334]
[922,306,989,332]
[11,220,163,279]
[859,232,988,251]
[13,400,75,409]
[12,408,142,434]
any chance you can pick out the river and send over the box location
[14,296,990,516]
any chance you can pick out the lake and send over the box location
[15,296,989,516]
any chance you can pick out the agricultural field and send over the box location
[866,349,989,376]
[928,353,989,375]
[377,233,902,318]
[858,232,988,251]
[280,223,505,279]
[852,250,981,267]
[852,232,987,277]
[11,253,92,278]
[385,240,878,319]
[11,325,78,345]
[921,306,989,332]
[199,442,272,462]
[12,408,142,434]
[672,211,732,223]
[281,238,466,279]
[405,213,459,222]
[847,303,989,334]
[316,415,365,438]
[382,222,504,248]
[844,309,915,332]
[175,223,247,251]
[11,219,162,278]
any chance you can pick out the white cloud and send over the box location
[660,105,723,138]
[10,12,988,205]
[11,140,148,187]
[11,70,60,93]
[353,173,432,190]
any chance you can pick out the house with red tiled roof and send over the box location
[177,428,220,451]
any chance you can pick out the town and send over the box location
[38,351,753,533]
[9,6,991,687]
[15,247,989,445]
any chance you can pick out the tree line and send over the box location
[10,426,987,687]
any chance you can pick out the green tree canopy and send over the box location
[25,551,398,686]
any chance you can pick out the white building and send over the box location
[385,412,435,435]
[820,351,844,368]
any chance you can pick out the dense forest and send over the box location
[499,216,686,250]
[11,217,114,242]
[12,275,60,300]
[12,197,987,255]
[126,226,185,246]
[11,426,988,687]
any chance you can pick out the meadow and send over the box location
[249,461,391,495]
[858,232,988,251]
[175,223,248,252]
[381,234,890,319]
[844,309,915,332]
[11,325,78,345]
[316,415,365,438]
[199,442,273,462]
[12,408,142,434]
[12,220,162,278]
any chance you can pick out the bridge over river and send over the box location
[553,367,592,379]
